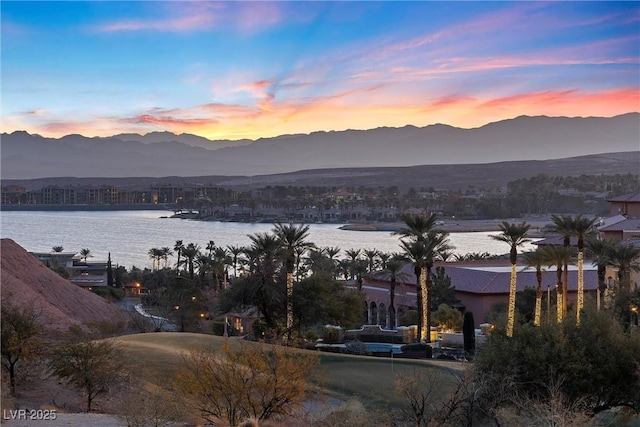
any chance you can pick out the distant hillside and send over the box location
[3,151,639,192]
[2,113,638,179]
[0,239,129,332]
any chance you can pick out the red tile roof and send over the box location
[607,190,640,203]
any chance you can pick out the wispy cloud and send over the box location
[98,14,216,33]
[94,1,287,33]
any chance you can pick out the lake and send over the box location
[0,210,537,269]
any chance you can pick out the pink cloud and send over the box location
[234,2,283,32]
[95,2,285,34]
[473,88,640,122]
[98,14,217,33]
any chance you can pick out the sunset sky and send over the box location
[2,1,639,140]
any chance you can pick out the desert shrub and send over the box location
[305,330,319,341]
[321,326,341,344]
[1,299,44,394]
[474,309,640,417]
[432,304,463,331]
[92,286,124,301]
[177,341,319,426]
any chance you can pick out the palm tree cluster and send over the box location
[496,214,640,335]
[147,247,173,271]
[394,213,453,342]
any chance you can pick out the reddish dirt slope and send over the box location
[1,238,129,332]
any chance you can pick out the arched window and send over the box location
[370,301,377,324]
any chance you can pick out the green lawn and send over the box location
[113,332,464,410]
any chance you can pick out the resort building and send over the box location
[362,260,598,329]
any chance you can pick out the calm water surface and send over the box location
[1,210,536,269]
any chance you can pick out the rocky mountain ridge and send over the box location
[2,113,638,179]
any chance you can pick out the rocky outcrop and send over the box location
[1,238,129,332]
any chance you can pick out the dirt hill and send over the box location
[1,238,129,332]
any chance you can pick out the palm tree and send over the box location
[174,240,184,275]
[378,252,391,269]
[181,243,200,280]
[195,253,212,284]
[206,240,216,257]
[227,245,244,278]
[572,214,597,323]
[608,242,640,293]
[148,248,161,271]
[344,248,362,280]
[159,247,173,269]
[586,236,615,311]
[52,246,64,252]
[393,213,438,242]
[522,249,547,326]
[424,230,453,337]
[540,244,575,324]
[322,246,341,280]
[245,232,283,329]
[399,239,429,341]
[395,213,451,342]
[491,221,530,337]
[384,257,409,329]
[364,249,380,273]
[213,247,229,290]
[323,246,341,261]
[352,259,369,292]
[552,215,575,315]
[273,222,314,335]
[79,248,92,262]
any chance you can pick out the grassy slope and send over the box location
[113,332,464,410]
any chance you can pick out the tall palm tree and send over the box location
[159,247,173,269]
[206,240,216,257]
[491,221,530,337]
[181,243,200,281]
[586,236,615,311]
[522,249,547,326]
[322,246,341,261]
[195,253,212,284]
[394,213,438,242]
[572,214,597,323]
[552,215,574,315]
[52,246,64,252]
[399,239,429,341]
[540,244,575,324]
[378,252,391,270]
[344,248,362,280]
[394,213,440,342]
[384,257,409,329]
[273,222,314,335]
[424,230,453,338]
[213,247,229,290]
[323,246,341,280]
[364,249,380,273]
[226,245,244,278]
[245,232,282,329]
[174,240,184,275]
[608,242,640,293]
[148,247,161,271]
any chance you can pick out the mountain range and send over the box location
[1,113,638,180]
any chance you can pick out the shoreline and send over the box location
[339,218,553,236]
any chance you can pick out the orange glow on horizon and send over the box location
[3,87,638,140]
